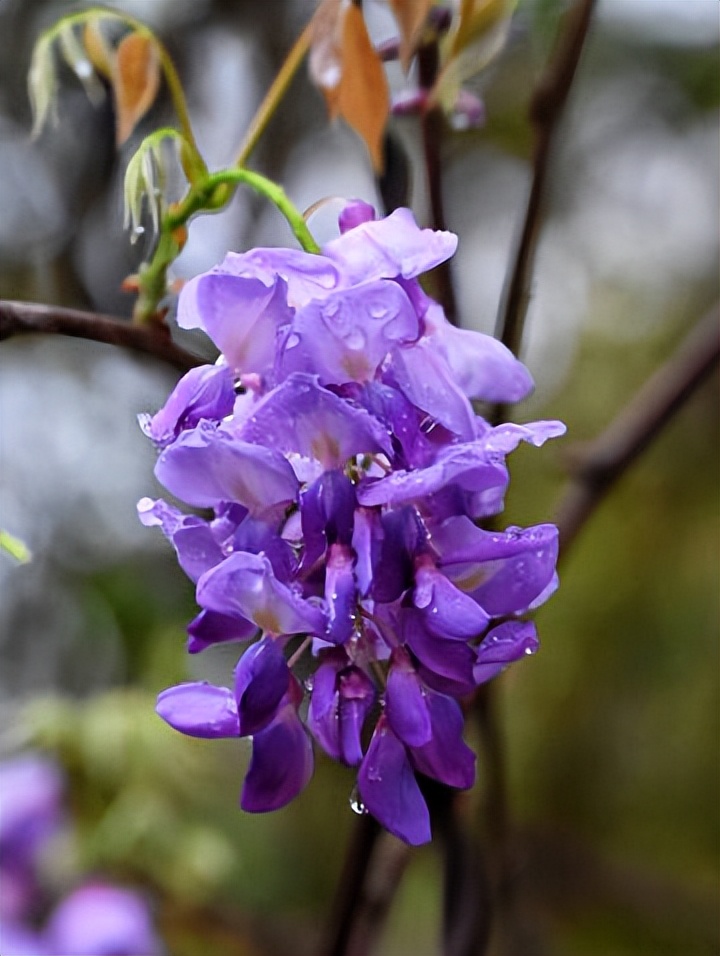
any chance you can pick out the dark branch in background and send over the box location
[494,0,598,363]
[417,40,458,326]
[555,304,720,556]
[0,299,202,373]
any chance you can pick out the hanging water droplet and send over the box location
[304,676,314,693]
[349,785,367,815]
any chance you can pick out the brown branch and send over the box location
[0,299,203,373]
[494,0,598,360]
[418,40,458,326]
[555,304,720,556]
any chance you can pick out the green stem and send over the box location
[134,167,319,322]
[234,21,313,168]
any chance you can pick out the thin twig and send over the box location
[418,40,458,326]
[494,0,598,360]
[555,304,720,556]
[0,300,202,373]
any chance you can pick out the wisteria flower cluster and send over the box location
[139,204,564,845]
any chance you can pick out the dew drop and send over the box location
[349,785,367,815]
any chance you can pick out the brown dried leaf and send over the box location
[388,0,435,70]
[83,18,116,80]
[336,4,389,172]
[113,31,161,146]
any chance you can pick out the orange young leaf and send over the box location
[113,31,161,146]
[309,0,390,170]
[388,0,435,70]
[336,4,389,172]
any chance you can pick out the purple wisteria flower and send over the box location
[140,204,565,845]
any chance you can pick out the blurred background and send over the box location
[0,1,718,954]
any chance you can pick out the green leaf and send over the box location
[28,33,58,138]
[0,529,32,564]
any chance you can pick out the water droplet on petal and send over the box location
[349,785,367,815]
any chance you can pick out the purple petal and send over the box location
[337,667,376,765]
[357,442,507,513]
[325,543,357,645]
[300,469,356,570]
[137,498,227,583]
[282,280,419,385]
[388,339,476,439]
[241,696,314,812]
[156,683,239,738]
[234,637,289,736]
[386,650,432,747]
[338,199,376,233]
[178,272,291,373]
[372,507,427,603]
[221,247,340,308]
[186,609,257,654]
[197,551,327,636]
[238,373,392,469]
[413,559,489,639]
[482,420,567,453]
[155,422,299,514]
[474,620,539,684]
[45,883,161,956]
[358,718,431,845]
[425,309,533,403]
[139,364,235,447]
[402,610,476,695]
[434,518,559,617]
[409,691,475,790]
[307,656,343,761]
[324,207,457,283]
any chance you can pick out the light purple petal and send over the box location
[178,272,291,373]
[1,921,50,956]
[358,718,431,846]
[425,308,534,402]
[324,207,457,283]
[197,551,327,636]
[234,637,289,736]
[221,247,340,308]
[155,422,299,514]
[156,683,239,738]
[139,364,235,446]
[473,620,539,684]
[482,420,567,453]
[238,373,392,469]
[186,609,257,654]
[357,442,507,512]
[409,691,476,790]
[388,339,476,439]
[282,280,419,385]
[241,696,314,812]
[45,883,161,956]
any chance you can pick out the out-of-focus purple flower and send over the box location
[0,756,164,956]
[141,204,565,844]
[45,883,162,956]
[0,755,64,922]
